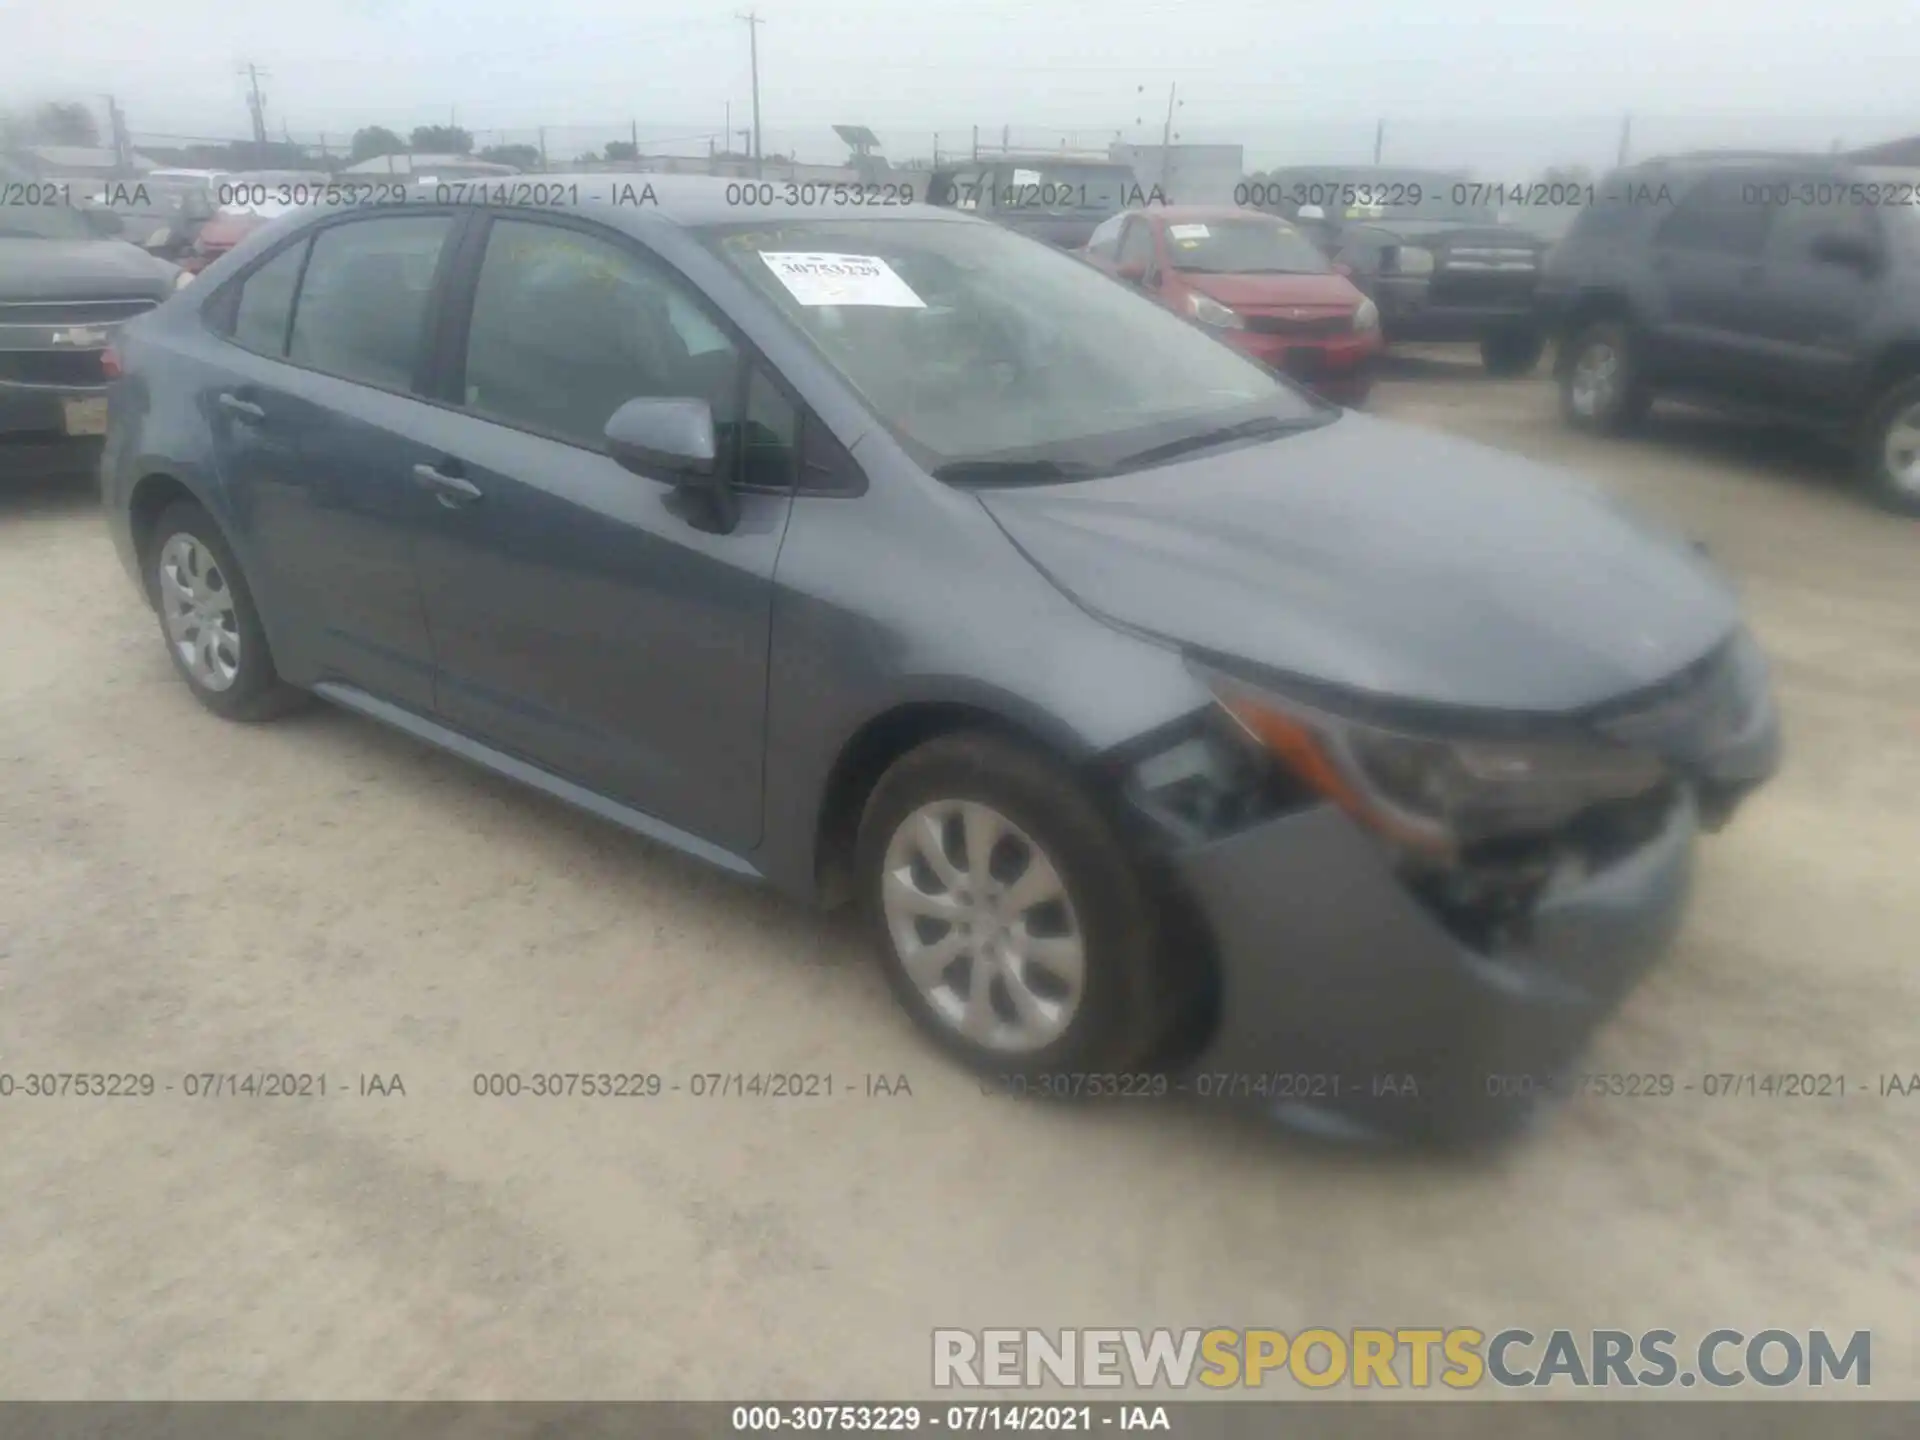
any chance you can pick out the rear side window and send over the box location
[230,240,308,358]
[1654,173,1772,257]
[286,215,455,391]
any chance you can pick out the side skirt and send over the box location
[311,681,766,883]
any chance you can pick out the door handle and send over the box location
[411,462,483,507]
[217,392,265,420]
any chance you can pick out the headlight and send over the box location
[1186,291,1244,330]
[1351,297,1379,332]
[173,269,195,290]
[1389,245,1435,276]
[1195,663,1667,858]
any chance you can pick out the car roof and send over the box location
[301,173,978,231]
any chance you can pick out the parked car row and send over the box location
[85,176,1780,1146]
[1058,151,1920,516]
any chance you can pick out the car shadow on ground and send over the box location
[0,474,100,520]
[1636,404,1859,497]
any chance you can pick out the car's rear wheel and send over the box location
[1479,325,1545,376]
[146,500,307,721]
[1859,376,1920,517]
[1560,320,1650,433]
[855,733,1172,1080]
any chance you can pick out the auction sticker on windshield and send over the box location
[761,252,927,308]
[1168,224,1211,241]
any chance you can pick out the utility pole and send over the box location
[101,95,133,175]
[1158,83,1179,195]
[630,118,638,154]
[971,125,978,161]
[1617,113,1631,167]
[240,63,269,148]
[235,62,270,168]
[538,126,548,172]
[725,102,731,154]
[737,11,765,177]
[1373,118,1384,164]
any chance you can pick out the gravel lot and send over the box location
[2,352,1915,1400]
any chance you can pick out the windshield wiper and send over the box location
[931,457,1108,486]
[1110,414,1324,471]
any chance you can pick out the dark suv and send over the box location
[1540,152,1920,516]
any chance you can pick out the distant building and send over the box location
[339,153,518,178]
[10,144,156,177]
[1847,135,1920,166]
[1108,143,1245,205]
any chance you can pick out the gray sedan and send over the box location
[100,178,1780,1143]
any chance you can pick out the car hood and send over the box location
[1177,270,1359,309]
[0,238,178,301]
[976,412,1740,715]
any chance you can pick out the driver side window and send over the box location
[460,218,741,456]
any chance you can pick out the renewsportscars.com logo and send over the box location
[932,1328,1872,1391]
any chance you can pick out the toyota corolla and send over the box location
[100,179,1780,1143]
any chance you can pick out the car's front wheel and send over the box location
[1560,320,1650,433]
[146,500,308,721]
[1859,375,1920,517]
[856,733,1173,1081]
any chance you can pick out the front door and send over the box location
[409,214,795,853]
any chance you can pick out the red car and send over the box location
[178,198,299,274]
[1083,206,1383,404]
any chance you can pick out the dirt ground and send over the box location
[1,351,1915,1400]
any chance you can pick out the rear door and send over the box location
[1643,171,1776,393]
[405,213,796,852]
[202,210,464,709]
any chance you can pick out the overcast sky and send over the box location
[7,0,1920,170]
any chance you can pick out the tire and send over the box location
[855,732,1175,1081]
[1857,375,1920,517]
[1559,319,1651,434]
[144,500,308,721]
[1479,325,1545,377]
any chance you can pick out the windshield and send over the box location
[1165,217,1331,274]
[702,217,1326,477]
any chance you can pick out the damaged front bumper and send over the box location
[1169,795,1695,1144]
[1155,659,1781,1146]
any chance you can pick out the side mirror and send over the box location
[604,397,718,480]
[1332,260,1354,277]
[1811,231,1876,270]
[82,207,125,239]
[1115,261,1147,284]
[604,397,737,531]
